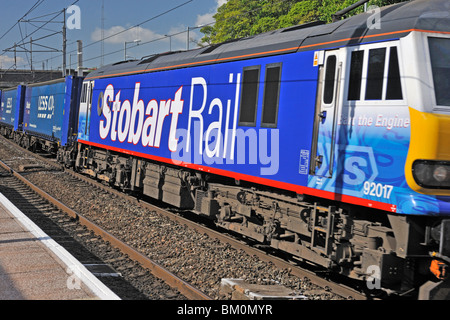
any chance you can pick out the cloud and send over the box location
[91,26,163,44]
[89,1,229,51]
[168,25,190,45]
[0,55,25,69]
[196,12,214,27]
[216,0,228,8]
[195,0,228,27]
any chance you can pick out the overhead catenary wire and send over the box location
[0,0,46,68]
[0,0,45,42]
[9,0,195,70]
[80,0,295,65]
[0,0,80,70]
[8,0,294,71]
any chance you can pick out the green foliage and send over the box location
[200,0,297,44]
[200,0,407,45]
[279,1,321,28]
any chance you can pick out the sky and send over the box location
[0,0,227,71]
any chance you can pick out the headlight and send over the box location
[434,166,448,182]
[412,160,450,189]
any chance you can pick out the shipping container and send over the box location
[23,76,83,147]
[0,85,25,138]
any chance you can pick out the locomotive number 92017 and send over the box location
[363,181,394,199]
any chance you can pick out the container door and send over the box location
[310,50,342,178]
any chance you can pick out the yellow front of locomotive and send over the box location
[403,31,450,197]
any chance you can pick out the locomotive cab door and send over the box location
[84,80,94,138]
[310,50,342,178]
[79,80,94,140]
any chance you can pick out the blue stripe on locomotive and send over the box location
[0,86,25,130]
[24,76,81,146]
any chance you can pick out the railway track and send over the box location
[0,164,179,299]
[0,135,367,300]
[0,152,207,300]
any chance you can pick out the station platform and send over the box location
[0,193,120,300]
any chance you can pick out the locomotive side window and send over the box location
[261,63,282,128]
[239,65,260,127]
[428,37,450,106]
[80,82,88,103]
[386,47,403,100]
[365,48,386,100]
[347,50,364,101]
[354,45,403,102]
[88,83,94,105]
[323,55,337,104]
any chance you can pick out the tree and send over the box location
[278,0,321,28]
[200,0,299,44]
[200,0,407,45]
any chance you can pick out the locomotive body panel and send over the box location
[78,51,317,195]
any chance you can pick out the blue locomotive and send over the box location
[2,0,450,298]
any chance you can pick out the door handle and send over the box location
[315,155,323,169]
[319,111,327,123]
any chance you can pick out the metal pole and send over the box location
[101,0,104,66]
[30,37,33,71]
[62,9,67,77]
[77,40,83,76]
[187,27,189,51]
[332,0,371,22]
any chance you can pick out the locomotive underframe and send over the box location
[13,130,59,154]
[0,125,15,140]
[69,142,449,295]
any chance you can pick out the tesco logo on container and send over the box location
[37,95,55,119]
